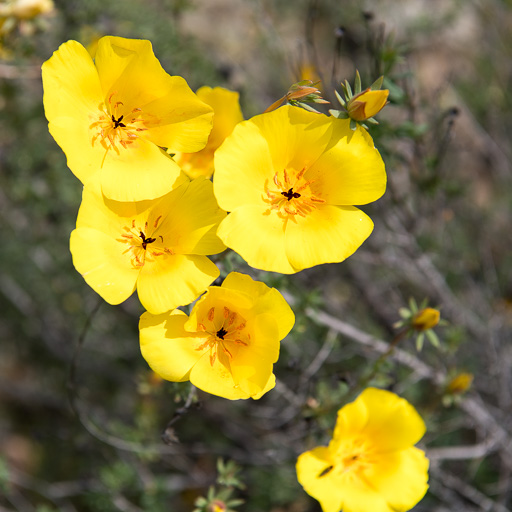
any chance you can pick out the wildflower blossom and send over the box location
[139,272,295,400]
[296,388,429,512]
[70,177,226,314]
[173,86,243,179]
[213,105,386,274]
[42,36,213,201]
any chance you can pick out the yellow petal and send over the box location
[296,447,395,512]
[70,227,137,304]
[365,447,429,511]
[138,254,219,314]
[214,120,274,211]
[251,105,334,175]
[222,272,295,340]
[296,447,344,512]
[357,388,427,450]
[284,205,374,271]
[306,119,387,205]
[189,350,252,400]
[99,139,183,201]
[196,86,243,147]
[155,177,226,256]
[142,78,214,153]
[174,86,244,179]
[217,205,295,274]
[139,310,201,382]
[42,39,103,120]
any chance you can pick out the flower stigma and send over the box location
[195,306,250,367]
[90,91,154,157]
[264,167,325,220]
[118,215,174,268]
[318,438,375,479]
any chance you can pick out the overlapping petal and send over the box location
[174,86,244,179]
[42,36,213,201]
[70,179,225,314]
[213,105,386,273]
[139,272,294,400]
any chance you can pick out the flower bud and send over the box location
[346,88,389,121]
[411,307,440,331]
[446,373,473,395]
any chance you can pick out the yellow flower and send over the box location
[0,0,53,19]
[139,272,295,400]
[70,177,226,314]
[296,388,429,512]
[213,105,386,273]
[173,86,243,179]
[346,88,389,122]
[411,307,440,331]
[42,36,213,201]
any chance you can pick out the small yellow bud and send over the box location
[210,501,227,512]
[411,307,440,331]
[446,373,473,395]
[347,88,389,121]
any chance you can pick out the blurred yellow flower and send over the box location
[70,177,226,314]
[42,36,213,201]
[296,388,429,512]
[446,372,473,395]
[412,307,440,331]
[347,88,389,122]
[0,0,53,19]
[214,105,386,273]
[173,86,243,179]
[139,272,295,400]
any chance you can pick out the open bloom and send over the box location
[173,86,243,179]
[296,388,429,512]
[42,36,213,201]
[70,177,226,314]
[213,105,386,273]
[139,272,295,400]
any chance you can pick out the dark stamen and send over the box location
[318,465,334,478]
[281,187,301,201]
[112,114,126,129]
[139,231,156,250]
[216,327,228,339]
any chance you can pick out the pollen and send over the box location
[117,217,172,269]
[264,166,325,220]
[89,91,153,157]
[195,305,250,367]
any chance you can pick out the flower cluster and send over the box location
[43,34,428,511]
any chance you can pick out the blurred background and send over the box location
[1,0,511,510]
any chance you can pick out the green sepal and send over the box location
[354,70,362,94]
[334,89,346,106]
[370,75,384,90]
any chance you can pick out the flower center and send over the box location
[264,167,325,220]
[317,439,375,479]
[195,306,250,367]
[90,91,152,156]
[118,215,174,269]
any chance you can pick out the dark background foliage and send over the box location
[1,0,511,511]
